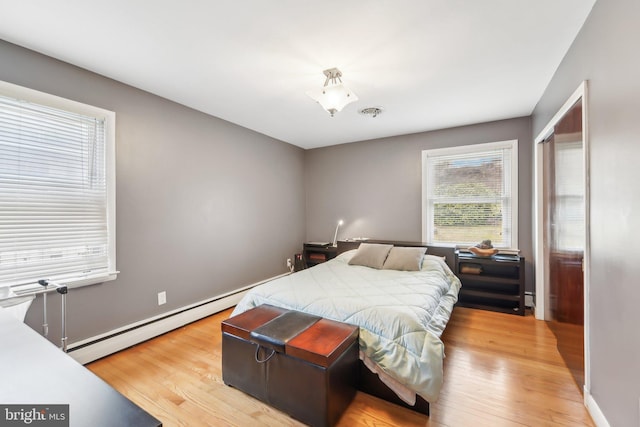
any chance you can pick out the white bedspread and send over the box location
[232,250,461,403]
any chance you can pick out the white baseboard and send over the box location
[584,387,610,427]
[67,273,288,364]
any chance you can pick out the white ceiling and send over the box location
[0,1,596,149]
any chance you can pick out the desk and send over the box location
[0,308,161,427]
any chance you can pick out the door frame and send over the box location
[533,81,590,393]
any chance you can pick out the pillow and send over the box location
[382,246,427,271]
[348,243,393,269]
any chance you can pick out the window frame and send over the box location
[0,80,117,291]
[421,139,518,249]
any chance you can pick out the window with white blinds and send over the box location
[0,81,116,289]
[422,140,518,249]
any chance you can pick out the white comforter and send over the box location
[232,250,461,403]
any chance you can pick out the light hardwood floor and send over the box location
[88,307,594,426]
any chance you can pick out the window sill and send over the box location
[11,272,119,296]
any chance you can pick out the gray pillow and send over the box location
[382,246,427,271]
[348,243,393,269]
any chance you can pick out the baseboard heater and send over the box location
[525,291,534,308]
[67,273,288,365]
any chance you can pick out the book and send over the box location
[306,242,332,247]
[497,249,520,255]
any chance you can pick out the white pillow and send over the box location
[348,243,393,269]
[382,246,427,271]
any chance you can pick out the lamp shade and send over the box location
[306,67,358,117]
[307,84,358,117]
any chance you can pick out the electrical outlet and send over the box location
[157,291,166,305]
[286,258,292,269]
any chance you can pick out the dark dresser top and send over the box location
[0,308,161,427]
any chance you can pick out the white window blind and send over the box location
[0,85,116,288]
[422,140,518,248]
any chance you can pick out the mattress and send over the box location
[232,249,461,403]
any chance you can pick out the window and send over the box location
[0,81,117,290]
[422,140,518,248]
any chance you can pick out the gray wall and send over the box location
[0,40,306,344]
[532,0,640,425]
[305,117,534,291]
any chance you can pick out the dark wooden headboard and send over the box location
[336,239,456,272]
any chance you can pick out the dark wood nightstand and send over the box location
[455,251,525,315]
[302,243,338,268]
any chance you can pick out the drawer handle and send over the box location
[255,345,276,363]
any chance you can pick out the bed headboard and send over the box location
[336,240,456,272]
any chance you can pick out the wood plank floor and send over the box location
[87,307,594,426]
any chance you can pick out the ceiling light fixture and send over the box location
[306,68,358,117]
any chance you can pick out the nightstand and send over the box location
[302,243,338,268]
[455,251,525,315]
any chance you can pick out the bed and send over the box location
[231,240,461,413]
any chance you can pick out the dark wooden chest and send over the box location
[221,304,358,427]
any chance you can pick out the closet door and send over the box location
[544,99,585,389]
